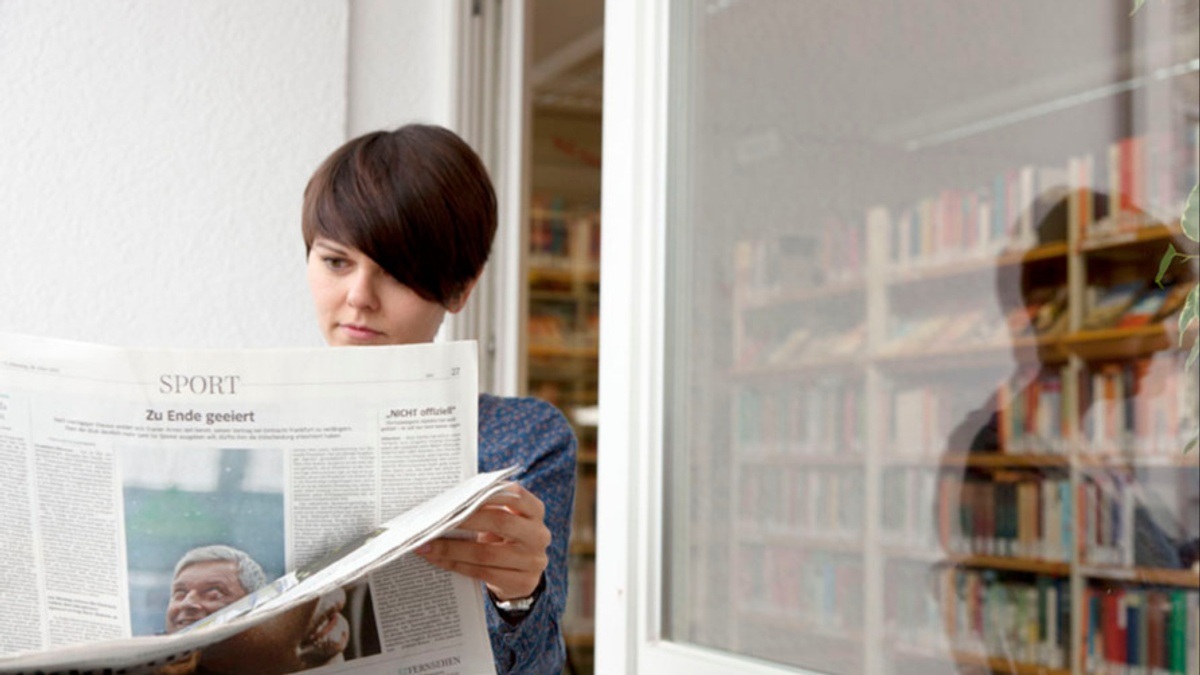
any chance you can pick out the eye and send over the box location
[322,256,350,271]
[204,587,227,601]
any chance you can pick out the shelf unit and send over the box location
[525,203,600,671]
[729,171,1199,674]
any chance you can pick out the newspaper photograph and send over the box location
[0,332,502,674]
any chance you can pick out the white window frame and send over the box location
[447,0,529,397]
[593,1,668,671]
[596,2,832,673]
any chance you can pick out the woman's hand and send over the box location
[416,483,551,601]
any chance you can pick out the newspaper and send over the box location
[0,332,502,674]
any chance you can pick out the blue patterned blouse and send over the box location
[478,394,577,674]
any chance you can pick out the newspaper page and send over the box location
[0,467,518,674]
[0,332,498,674]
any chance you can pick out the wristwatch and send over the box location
[493,594,537,613]
[490,575,545,622]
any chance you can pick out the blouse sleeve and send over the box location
[481,397,577,674]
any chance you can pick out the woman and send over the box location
[301,124,576,674]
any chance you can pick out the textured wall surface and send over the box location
[0,1,455,350]
[348,0,456,136]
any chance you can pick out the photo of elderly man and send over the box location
[165,545,267,633]
[164,545,363,674]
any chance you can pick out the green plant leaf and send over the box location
[1131,0,1146,15]
[1180,285,1200,343]
[1183,184,1199,242]
[1181,285,1198,347]
[1186,436,1198,454]
[1156,243,1178,288]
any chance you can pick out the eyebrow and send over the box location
[312,239,349,255]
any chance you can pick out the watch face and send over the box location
[497,596,535,612]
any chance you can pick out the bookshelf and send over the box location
[728,123,1200,673]
[525,201,599,671]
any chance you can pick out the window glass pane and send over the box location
[663,1,1200,673]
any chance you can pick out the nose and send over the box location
[178,589,203,611]
[346,269,380,310]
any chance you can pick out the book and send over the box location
[1152,282,1195,323]
[1082,282,1146,330]
[1115,287,1171,329]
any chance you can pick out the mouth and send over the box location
[169,614,202,632]
[298,595,349,664]
[337,323,385,341]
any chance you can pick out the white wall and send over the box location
[0,0,458,349]
[348,0,457,136]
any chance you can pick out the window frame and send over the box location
[595,2,824,672]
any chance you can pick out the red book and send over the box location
[1115,588,1128,665]
[1116,288,1170,329]
[1103,590,1122,665]
[1146,590,1165,671]
[1120,137,1136,212]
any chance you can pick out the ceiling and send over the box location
[531,0,604,114]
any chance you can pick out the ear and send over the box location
[445,276,480,314]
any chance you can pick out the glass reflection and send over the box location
[664,1,1200,673]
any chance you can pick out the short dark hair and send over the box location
[301,124,497,306]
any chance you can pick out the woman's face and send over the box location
[307,238,457,346]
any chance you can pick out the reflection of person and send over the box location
[166,545,351,674]
[935,191,1199,670]
[301,124,576,673]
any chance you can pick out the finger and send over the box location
[420,556,541,600]
[483,483,546,521]
[454,508,551,548]
[419,538,548,574]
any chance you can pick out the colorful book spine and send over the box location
[936,475,1071,561]
[1085,585,1199,674]
[921,568,1069,669]
[736,381,866,456]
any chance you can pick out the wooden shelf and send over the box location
[936,555,1071,576]
[737,278,865,310]
[737,609,864,642]
[948,650,1069,675]
[874,338,1063,372]
[1081,565,1200,588]
[893,452,1070,469]
[895,640,1071,674]
[886,451,1198,468]
[1080,223,1184,253]
[531,288,598,302]
[740,452,865,467]
[528,344,599,360]
[730,355,867,378]
[529,265,600,287]
[1076,452,1200,467]
[1060,324,1172,361]
[738,529,864,552]
[887,242,1069,285]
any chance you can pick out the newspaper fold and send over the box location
[0,466,516,674]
